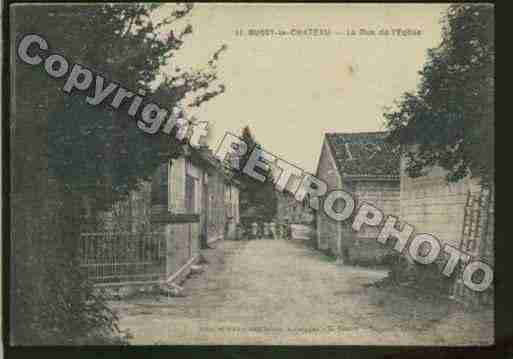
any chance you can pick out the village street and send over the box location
[112,239,493,345]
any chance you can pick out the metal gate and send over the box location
[80,231,166,285]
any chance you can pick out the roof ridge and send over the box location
[326,130,389,136]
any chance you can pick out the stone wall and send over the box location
[400,162,495,306]
[399,162,479,250]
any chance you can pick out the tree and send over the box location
[234,126,278,224]
[13,3,226,207]
[384,4,494,184]
[11,4,226,344]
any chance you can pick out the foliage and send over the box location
[234,126,278,223]
[384,4,494,184]
[37,4,224,210]
[11,4,226,344]
[11,187,130,345]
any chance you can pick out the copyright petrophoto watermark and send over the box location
[17,33,209,146]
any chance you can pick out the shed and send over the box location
[315,131,400,264]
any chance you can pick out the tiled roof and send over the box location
[325,131,400,180]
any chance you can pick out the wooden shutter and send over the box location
[169,158,186,213]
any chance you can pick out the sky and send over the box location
[155,3,448,172]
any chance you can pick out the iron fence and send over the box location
[80,231,166,285]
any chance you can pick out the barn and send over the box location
[315,131,400,265]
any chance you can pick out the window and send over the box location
[185,174,196,213]
[152,162,169,207]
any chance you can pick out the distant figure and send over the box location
[236,223,243,241]
[251,222,258,239]
[263,222,270,239]
[269,222,276,240]
[258,222,265,239]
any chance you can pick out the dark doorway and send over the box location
[201,175,209,248]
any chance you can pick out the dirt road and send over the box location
[112,240,493,345]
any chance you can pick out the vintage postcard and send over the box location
[8,3,494,346]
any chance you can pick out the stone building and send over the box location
[193,146,241,243]
[80,144,240,286]
[315,132,400,264]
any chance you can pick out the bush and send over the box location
[383,252,454,294]
[11,189,128,345]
